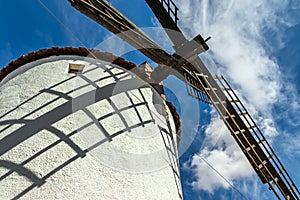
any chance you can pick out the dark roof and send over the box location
[166,101,182,145]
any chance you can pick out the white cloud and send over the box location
[183,111,254,193]
[175,0,298,194]
[175,0,286,114]
[182,112,278,199]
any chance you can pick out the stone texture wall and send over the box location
[0,55,182,199]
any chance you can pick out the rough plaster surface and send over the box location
[0,56,182,200]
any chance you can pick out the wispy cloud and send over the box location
[174,0,299,194]
[183,110,254,193]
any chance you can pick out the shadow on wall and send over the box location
[160,120,182,200]
[0,64,180,199]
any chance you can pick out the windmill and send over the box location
[68,0,300,199]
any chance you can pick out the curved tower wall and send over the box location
[0,55,182,199]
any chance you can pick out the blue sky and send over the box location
[1,0,300,199]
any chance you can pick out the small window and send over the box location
[68,63,85,74]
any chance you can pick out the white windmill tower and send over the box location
[0,47,182,199]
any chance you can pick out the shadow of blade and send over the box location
[0,160,45,186]
[0,78,141,157]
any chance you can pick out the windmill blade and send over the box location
[68,0,209,98]
[146,0,209,52]
[68,0,172,65]
[68,0,300,199]
[191,55,300,200]
[147,0,300,199]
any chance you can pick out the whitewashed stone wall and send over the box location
[0,56,182,200]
